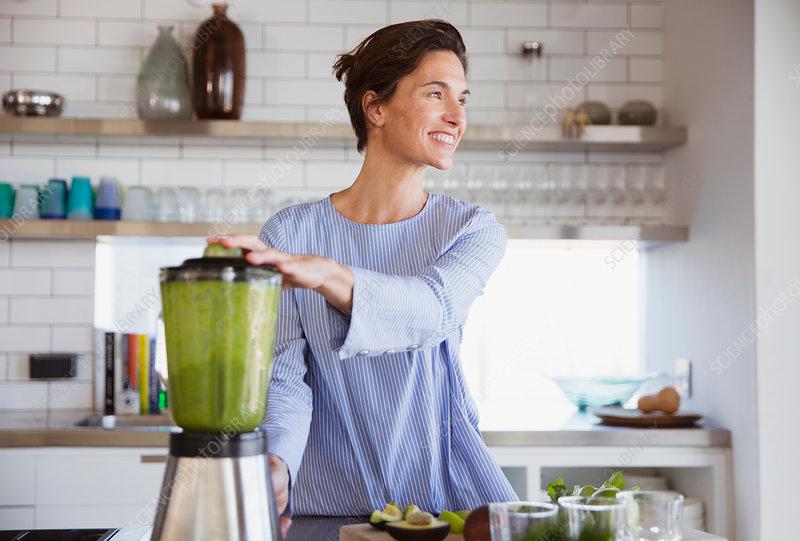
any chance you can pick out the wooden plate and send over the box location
[590,407,702,428]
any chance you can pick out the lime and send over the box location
[578,485,597,497]
[203,242,242,258]
[438,510,465,534]
[454,509,471,521]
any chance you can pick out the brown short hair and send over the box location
[332,20,468,152]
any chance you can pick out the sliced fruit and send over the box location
[385,518,451,541]
[202,242,241,258]
[438,510,465,534]
[404,503,422,519]
[369,509,387,530]
[577,484,597,497]
[383,502,404,520]
[454,509,471,521]
[591,487,619,499]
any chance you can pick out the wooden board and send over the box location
[339,523,725,541]
[340,523,463,541]
[590,407,702,428]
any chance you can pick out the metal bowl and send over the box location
[2,89,64,116]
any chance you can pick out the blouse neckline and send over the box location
[326,192,434,227]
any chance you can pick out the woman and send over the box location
[213,19,517,528]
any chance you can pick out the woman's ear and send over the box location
[362,90,385,127]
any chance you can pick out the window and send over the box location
[460,240,641,428]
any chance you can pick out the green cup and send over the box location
[0,183,15,219]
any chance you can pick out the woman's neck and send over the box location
[331,146,429,224]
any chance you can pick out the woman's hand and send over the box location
[208,235,355,313]
[268,453,292,537]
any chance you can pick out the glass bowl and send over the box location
[552,374,661,411]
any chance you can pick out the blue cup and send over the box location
[0,183,14,219]
[95,177,121,220]
[40,179,68,219]
[67,176,94,220]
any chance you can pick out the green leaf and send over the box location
[602,471,626,490]
[546,477,568,503]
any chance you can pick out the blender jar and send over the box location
[159,246,282,433]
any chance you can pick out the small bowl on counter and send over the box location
[552,373,663,411]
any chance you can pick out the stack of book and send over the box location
[94,330,163,415]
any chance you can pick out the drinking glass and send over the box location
[40,179,68,219]
[177,187,200,223]
[13,184,40,219]
[154,187,179,222]
[617,491,683,541]
[95,177,121,220]
[0,183,14,219]
[226,188,251,224]
[67,176,94,220]
[202,187,226,223]
[489,501,560,541]
[559,496,625,541]
[508,166,536,225]
[122,186,154,221]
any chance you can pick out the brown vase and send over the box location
[192,3,245,119]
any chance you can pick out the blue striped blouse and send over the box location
[259,193,518,515]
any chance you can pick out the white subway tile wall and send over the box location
[0,0,663,410]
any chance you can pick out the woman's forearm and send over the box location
[315,259,355,314]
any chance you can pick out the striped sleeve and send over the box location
[259,215,313,491]
[332,208,507,359]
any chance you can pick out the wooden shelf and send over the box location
[0,219,688,245]
[0,117,687,152]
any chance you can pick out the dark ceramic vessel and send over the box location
[192,3,245,119]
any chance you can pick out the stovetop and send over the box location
[0,530,119,541]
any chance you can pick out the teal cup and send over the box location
[67,176,94,220]
[0,183,14,219]
[40,178,68,219]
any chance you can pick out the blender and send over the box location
[151,243,283,541]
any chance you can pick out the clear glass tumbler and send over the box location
[559,496,625,541]
[489,501,560,541]
[617,491,683,541]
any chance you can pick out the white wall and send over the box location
[754,0,800,538]
[645,1,755,539]
[0,0,667,411]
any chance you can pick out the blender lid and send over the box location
[160,248,280,281]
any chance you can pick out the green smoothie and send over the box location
[160,273,281,433]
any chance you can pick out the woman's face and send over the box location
[371,50,468,170]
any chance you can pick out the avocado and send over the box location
[385,517,451,541]
[368,502,404,530]
[404,503,422,519]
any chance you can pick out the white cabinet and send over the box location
[0,447,167,529]
[0,452,35,505]
[0,507,34,529]
[490,445,733,540]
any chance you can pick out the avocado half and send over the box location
[369,504,404,530]
[385,519,451,541]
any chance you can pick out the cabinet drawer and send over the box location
[0,506,35,529]
[0,453,36,505]
[35,504,154,529]
[36,448,167,506]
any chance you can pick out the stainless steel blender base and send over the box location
[151,433,282,541]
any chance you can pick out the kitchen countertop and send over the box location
[0,409,731,448]
[111,517,728,541]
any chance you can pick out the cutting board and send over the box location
[340,523,464,541]
[339,523,726,541]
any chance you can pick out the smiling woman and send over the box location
[213,19,517,523]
